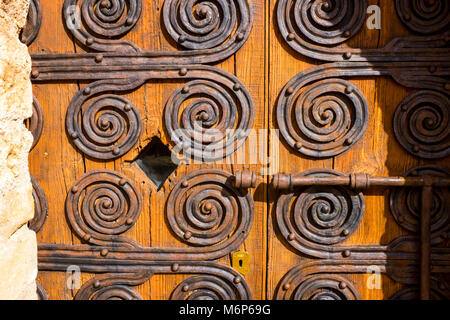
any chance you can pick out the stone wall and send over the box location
[0,0,37,300]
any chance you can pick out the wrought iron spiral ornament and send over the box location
[163,0,250,50]
[166,169,253,247]
[277,0,367,58]
[87,286,142,300]
[393,90,449,159]
[75,271,151,300]
[63,0,142,52]
[390,166,449,244]
[20,0,42,46]
[285,0,366,45]
[395,0,450,34]
[67,88,142,160]
[278,79,369,158]
[29,177,48,233]
[276,169,364,258]
[66,170,142,247]
[25,96,44,151]
[81,0,141,37]
[276,0,450,61]
[171,275,250,300]
[165,79,254,162]
[279,274,359,300]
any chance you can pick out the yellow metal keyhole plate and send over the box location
[231,251,250,275]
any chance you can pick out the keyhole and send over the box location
[239,260,243,267]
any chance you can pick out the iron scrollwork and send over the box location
[166,169,253,247]
[390,166,449,244]
[278,78,369,158]
[66,79,144,160]
[63,0,142,53]
[74,271,151,300]
[30,177,48,233]
[395,0,450,35]
[27,0,256,161]
[165,79,254,162]
[25,96,44,151]
[170,272,251,300]
[275,169,365,258]
[393,90,449,159]
[21,0,42,46]
[281,0,367,46]
[277,0,450,62]
[66,170,142,247]
[27,0,255,300]
[72,262,252,300]
[59,0,253,64]
[49,66,254,162]
[277,63,449,159]
[37,169,254,299]
[276,0,450,160]
[275,259,449,301]
[271,166,450,300]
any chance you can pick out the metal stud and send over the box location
[125,18,133,26]
[31,70,40,79]
[345,86,353,94]
[179,68,188,76]
[182,86,190,94]
[286,87,294,95]
[95,54,103,63]
[86,38,94,46]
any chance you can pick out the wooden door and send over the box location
[25,0,449,300]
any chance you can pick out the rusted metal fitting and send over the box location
[233,170,257,189]
[350,173,371,190]
[272,173,293,191]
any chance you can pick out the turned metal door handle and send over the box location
[232,170,450,190]
[233,168,449,300]
[271,173,450,191]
